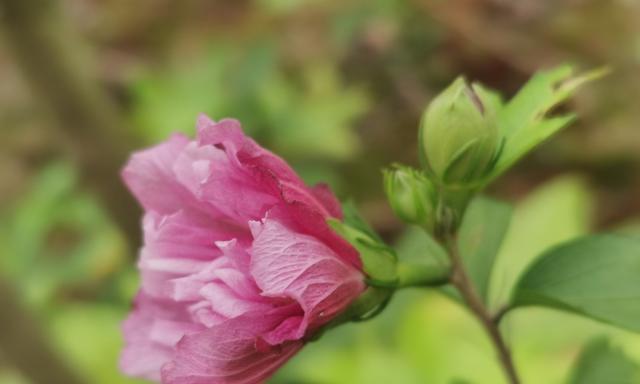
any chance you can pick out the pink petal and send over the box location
[169,257,230,302]
[143,210,245,261]
[196,115,301,186]
[122,134,192,214]
[121,293,202,381]
[161,312,303,384]
[310,183,344,219]
[272,198,362,270]
[195,115,360,269]
[138,211,221,298]
[249,219,365,343]
[138,210,254,299]
[174,138,278,221]
[199,282,272,319]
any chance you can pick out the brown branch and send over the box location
[445,233,520,384]
[0,0,142,248]
[0,278,85,384]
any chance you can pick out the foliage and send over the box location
[457,197,511,303]
[568,338,640,384]
[512,235,640,332]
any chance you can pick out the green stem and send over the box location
[396,262,451,288]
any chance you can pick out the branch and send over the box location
[444,233,521,384]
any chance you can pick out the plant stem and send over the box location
[443,233,521,384]
[396,261,451,288]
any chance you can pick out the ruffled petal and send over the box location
[120,293,203,381]
[196,115,301,186]
[161,312,303,384]
[310,183,344,219]
[195,115,360,268]
[249,219,364,344]
[174,138,278,221]
[122,134,192,214]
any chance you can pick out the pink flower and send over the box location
[120,115,365,384]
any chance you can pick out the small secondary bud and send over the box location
[419,77,499,185]
[383,165,435,229]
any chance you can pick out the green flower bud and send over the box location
[383,165,435,229]
[419,77,499,185]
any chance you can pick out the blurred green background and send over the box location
[2,0,640,383]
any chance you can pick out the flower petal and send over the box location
[161,312,302,384]
[122,134,192,214]
[120,293,202,381]
[249,219,364,343]
[175,138,278,221]
[310,183,344,219]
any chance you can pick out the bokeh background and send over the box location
[2,0,640,383]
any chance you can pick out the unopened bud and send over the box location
[383,165,435,229]
[419,77,499,185]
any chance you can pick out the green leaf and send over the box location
[511,234,640,332]
[568,338,640,384]
[488,175,593,310]
[458,196,512,303]
[489,65,607,180]
[394,226,449,272]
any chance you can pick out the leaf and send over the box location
[498,114,576,170]
[458,196,512,303]
[488,175,593,310]
[511,234,640,332]
[394,226,449,271]
[568,338,640,384]
[489,65,607,180]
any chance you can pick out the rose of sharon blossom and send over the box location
[120,115,365,384]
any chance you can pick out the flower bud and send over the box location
[419,77,499,185]
[383,165,435,229]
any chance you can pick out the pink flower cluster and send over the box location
[120,116,365,384]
